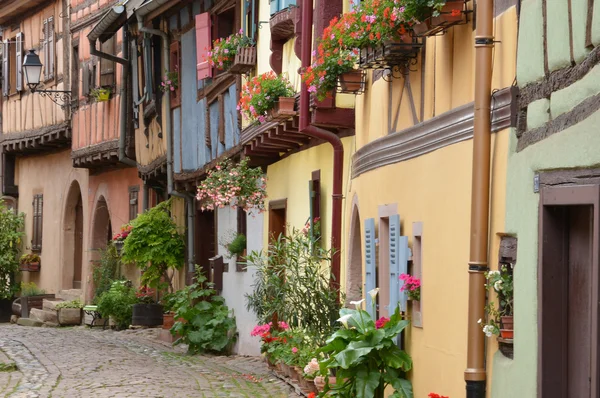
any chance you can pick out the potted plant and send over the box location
[96,280,137,330]
[399,272,421,301]
[132,286,163,327]
[238,72,295,124]
[160,292,177,330]
[19,253,41,272]
[479,264,514,339]
[206,30,256,74]
[90,87,111,102]
[317,289,413,397]
[111,224,132,255]
[412,0,467,36]
[196,158,267,212]
[55,299,84,326]
[0,201,24,319]
[226,233,247,259]
[160,68,179,94]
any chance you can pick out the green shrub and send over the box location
[20,282,45,297]
[96,281,137,330]
[226,233,247,257]
[55,299,84,309]
[171,267,237,354]
[0,201,24,300]
[92,245,122,304]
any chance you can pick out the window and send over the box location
[72,45,79,106]
[236,206,247,272]
[169,41,181,107]
[2,39,8,96]
[411,222,423,327]
[129,186,140,221]
[8,38,16,95]
[99,37,115,87]
[195,6,237,81]
[243,0,260,40]
[270,0,296,15]
[32,194,43,252]
[15,32,23,92]
[43,17,55,81]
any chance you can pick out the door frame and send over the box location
[538,184,600,397]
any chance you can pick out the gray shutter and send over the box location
[48,17,54,80]
[3,39,9,96]
[365,218,377,319]
[143,37,153,99]
[82,64,89,96]
[270,0,279,15]
[99,36,115,86]
[43,19,48,80]
[32,194,43,251]
[15,32,23,92]
[389,214,410,313]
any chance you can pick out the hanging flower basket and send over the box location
[229,46,257,75]
[359,38,423,71]
[412,0,470,37]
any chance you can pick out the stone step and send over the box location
[16,318,43,327]
[30,308,58,324]
[42,298,64,311]
[56,289,83,302]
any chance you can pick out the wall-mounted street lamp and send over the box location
[22,50,72,109]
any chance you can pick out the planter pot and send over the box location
[229,46,257,74]
[20,294,55,318]
[338,70,363,93]
[301,377,318,394]
[359,38,422,70]
[431,0,465,24]
[501,315,513,330]
[132,303,163,327]
[278,97,296,113]
[314,376,337,392]
[162,312,175,330]
[58,308,82,326]
[412,20,431,35]
[113,240,124,255]
[109,316,117,328]
[19,262,40,272]
[290,366,302,382]
[95,89,111,102]
[500,329,514,339]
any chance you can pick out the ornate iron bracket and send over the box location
[30,87,72,110]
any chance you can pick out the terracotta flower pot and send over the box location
[314,376,337,392]
[162,312,175,330]
[278,96,296,113]
[412,20,431,35]
[432,0,465,24]
[501,315,513,330]
[500,329,514,339]
[339,70,363,93]
[302,377,318,394]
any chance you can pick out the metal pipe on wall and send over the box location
[465,0,495,396]
[299,0,343,293]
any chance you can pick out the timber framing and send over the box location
[1,122,71,155]
[138,155,167,183]
[71,140,121,169]
[352,86,517,178]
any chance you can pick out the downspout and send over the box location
[465,0,494,396]
[89,28,136,167]
[299,0,343,293]
[137,14,195,273]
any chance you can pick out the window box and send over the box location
[359,38,423,71]
[270,96,296,120]
[19,262,40,272]
[229,46,257,75]
[412,0,470,37]
[337,70,366,95]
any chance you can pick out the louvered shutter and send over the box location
[15,33,23,92]
[48,17,54,80]
[43,19,48,80]
[195,13,212,80]
[82,64,89,96]
[3,39,9,96]
[389,214,409,314]
[143,37,153,99]
[32,194,44,251]
[100,36,115,87]
[365,218,377,319]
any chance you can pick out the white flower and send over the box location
[482,325,495,337]
[337,314,352,328]
[487,270,500,279]
[303,358,320,376]
[494,280,503,292]
[367,288,380,302]
[477,318,482,324]
[349,299,365,310]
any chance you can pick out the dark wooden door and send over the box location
[269,207,286,242]
[195,209,216,282]
[73,196,83,289]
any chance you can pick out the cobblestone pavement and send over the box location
[0,324,302,398]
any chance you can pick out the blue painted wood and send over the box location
[365,218,377,319]
[270,0,279,14]
[192,0,201,16]
[197,98,208,168]
[281,0,296,8]
[398,236,409,313]
[209,100,220,159]
[169,14,178,30]
[225,84,238,148]
[181,29,201,171]
[180,6,190,26]
[173,107,182,173]
[389,214,401,315]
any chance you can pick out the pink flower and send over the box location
[292,347,298,354]
[375,317,390,329]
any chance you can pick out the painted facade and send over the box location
[493,1,600,396]
[346,1,518,396]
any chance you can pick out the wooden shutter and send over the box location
[99,36,115,87]
[15,33,23,92]
[169,41,181,107]
[218,94,225,144]
[195,13,212,80]
[129,186,139,221]
[3,39,9,96]
[82,64,90,96]
[143,37,153,99]
[389,214,409,314]
[365,218,377,319]
[48,17,54,80]
[32,194,43,252]
[43,19,48,80]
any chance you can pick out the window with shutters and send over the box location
[72,45,79,106]
[8,37,16,95]
[243,0,260,40]
[235,206,247,272]
[15,33,23,92]
[169,41,181,108]
[2,39,9,96]
[43,17,55,81]
[411,222,423,327]
[270,0,297,16]
[129,186,140,221]
[99,37,115,87]
[195,6,238,82]
[32,194,44,252]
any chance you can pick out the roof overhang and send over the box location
[88,3,128,43]
[0,0,46,25]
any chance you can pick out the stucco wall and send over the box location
[15,150,89,295]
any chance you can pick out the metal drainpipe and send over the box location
[299,0,343,293]
[89,28,136,167]
[136,14,195,273]
[465,0,494,396]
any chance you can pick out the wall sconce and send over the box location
[23,50,72,109]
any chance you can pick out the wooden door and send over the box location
[73,196,83,289]
[194,209,216,282]
[268,199,287,242]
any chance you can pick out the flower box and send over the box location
[19,262,40,272]
[270,96,296,120]
[337,70,366,95]
[359,38,423,71]
[229,46,256,75]
[413,0,469,37]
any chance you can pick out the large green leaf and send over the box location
[355,367,381,398]
[386,375,413,398]
[334,345,374,369]
[384,319,411,339]
[380,345,413,371]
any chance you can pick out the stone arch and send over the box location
[346,195,363,303]
[88,195,112,301]
[62,181,84,289]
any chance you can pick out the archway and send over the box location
[63,181,84,289]
[88,196,112,300]
[346,201,363,303]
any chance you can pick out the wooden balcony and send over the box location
[0,0,47,25]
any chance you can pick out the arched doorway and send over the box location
[346,201,363,303]
[63,181,84,289]
[89,196,112,300]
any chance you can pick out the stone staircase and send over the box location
[19,289,83,327]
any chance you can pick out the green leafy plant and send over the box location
[89,87,111,101]
[226,233,247,257]
[480,264,514,337]
[206,30,254,70]
[246,228,343,345]
[0,201,24,300]
[160,68,179,93]
[121,199,185,293]
[170,267,237,354]
[318,294,413,398]
[19,253,40,264]
[20,282,45,297]
[92,245,123,304]
[238,72,295,123]
[0,362,17,372]
[196,158,267,212]
[55,299,84,309]
[96,280,137,330]
[135,286,156,304]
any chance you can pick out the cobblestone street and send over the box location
[0,324,302,398]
